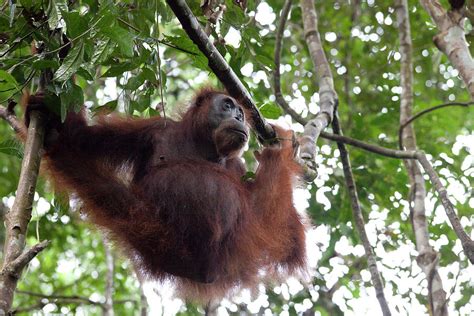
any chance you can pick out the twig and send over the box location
[0,21,48,58]
[399,101,474,149]
[165,0,275,142]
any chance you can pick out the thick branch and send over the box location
[0,109,46,314]
[165,0,275,141]
[420,0,474,98]
[299,0,337,167]
[396,1,448,315]
[298,1,391,314]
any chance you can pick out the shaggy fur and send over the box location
[28,89,307,302]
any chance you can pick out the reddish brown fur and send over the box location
[30,89,307,302]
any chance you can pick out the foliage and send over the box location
[0,0,473,315]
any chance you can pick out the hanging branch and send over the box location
[419,0,474,98]
[332,113,392,316]
[164,0,275,142]
[416,152,474,263]
[273,0,306,126]
[299,1,391,314]
[395,1,448,315]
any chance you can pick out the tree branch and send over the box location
[332,111,392,316]
[299,0,337,177]
[273,0,307,126]
[0,103,26,140]
[399,101,474,149]
[416,152,474,264]
[103,241,115,316]
[419,0,474,98]
[4,240,50,277]
[0,72,49,314]
[299,1,391,314]
[165,0,275,142]
[395,1,448,315]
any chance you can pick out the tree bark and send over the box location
[395,1,448,315]
[300,1,391,315]
[420,0,474,98]
[299,0,336,173]
[0,110,48,314]
[103,242,115,316]
[165,0,275,141]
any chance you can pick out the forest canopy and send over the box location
[0,0,473,315]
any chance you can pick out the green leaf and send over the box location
[242,171,256,181]
[60,83,84,121]
[76,67,94,81]
[102,62,135,77]
[62,11,88,38]
[54,42,85,82]
[46,0,68,29]
[91,100,118,113]
[101,26,135,58]
[0,70,20,101]
[91,39,115,64]
[259,102,283,119]
[0,138,23,159]
[32,59,60,71]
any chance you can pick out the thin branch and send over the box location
[320,131,417,159]
[273,0,307,126]
[5,240,50,277]
[138,281,148,316]
[16,290,101,305]
[416,152,474,264]
[165,0,275,142]
[0,103,26,139]
[399,101,474,149]
[0,21,48,58]
[332,111,392,316]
